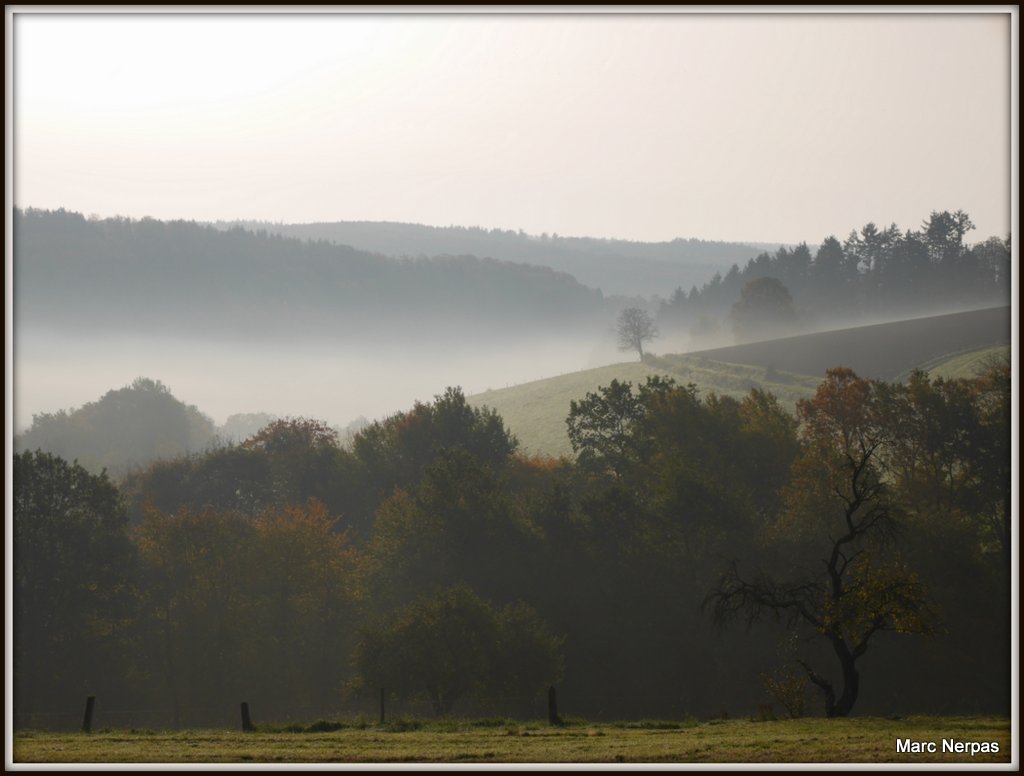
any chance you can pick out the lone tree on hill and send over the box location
[616,307,658,360]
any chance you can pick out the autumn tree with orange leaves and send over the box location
[708,368,935,718]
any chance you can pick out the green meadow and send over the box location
[468,338,1007,459]
[910,344,1011,382]
[13,716,1011,764]
[469,355,820,458]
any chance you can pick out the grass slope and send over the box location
[907,344,1011,382]
[13,716,1011,764]
[469,307,1010,459]
[469,357,820,458]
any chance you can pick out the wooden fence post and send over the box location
[240,701,254,732]
[379,688,385,725]
[81,696,96,733]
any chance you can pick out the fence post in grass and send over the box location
[547,686,563,726]
[379,688,385,725]
[81,696,96,733]
[240,701,254,732]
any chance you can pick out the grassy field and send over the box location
[468,307,1009,459]
[908,344,1011,382]
[12,716,1012,764]
[468,356,819,458]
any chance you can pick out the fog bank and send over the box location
[14,329,624,435]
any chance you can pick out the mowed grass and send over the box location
[908,344,1010,382]
[468,356,819,458]
[467,324,1008,460]
[13,716,1011,764]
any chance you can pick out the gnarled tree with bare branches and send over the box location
[708,368,935,717]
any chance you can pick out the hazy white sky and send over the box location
[13,10,1014,245]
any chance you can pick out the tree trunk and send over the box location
[806,639,859,718]
[163,618,181,729]
[831,640,860,718]
[797,659,835,717]
[428,687,446,717]
[547,685,563,726]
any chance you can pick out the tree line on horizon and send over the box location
[13,360,1010,728]
[14,207,1010,355]
[13,208,606,345]
[658,210,1010,347]
[218,217,772,299]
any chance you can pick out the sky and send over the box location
[11,9,1015,246]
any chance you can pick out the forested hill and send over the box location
[657,210,1011,349]
[14,209,607,344]
[217,219,771,298]
[15,377,217,479]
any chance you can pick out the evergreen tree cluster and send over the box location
[657,211,1010,347]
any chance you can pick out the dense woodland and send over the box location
[14,360,1010,727]
[13,206,1012,728]
[223,218,772,298]
[15,208,1011,353]
[660,210,1011,347]
[14,208,606,344]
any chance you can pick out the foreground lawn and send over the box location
[13,715,1012,764]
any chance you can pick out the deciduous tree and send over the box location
[13,452,136,716]
[352,586,562,716]
[708,369,934,717]
[566,376,676,479]
[615,307,658,359]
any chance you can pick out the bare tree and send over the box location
[616,307,657,360]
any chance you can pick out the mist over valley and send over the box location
[14,206,1010,478]
[14,206,1009,439]
[9,11,1014,758]
[11,206,1013,755]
